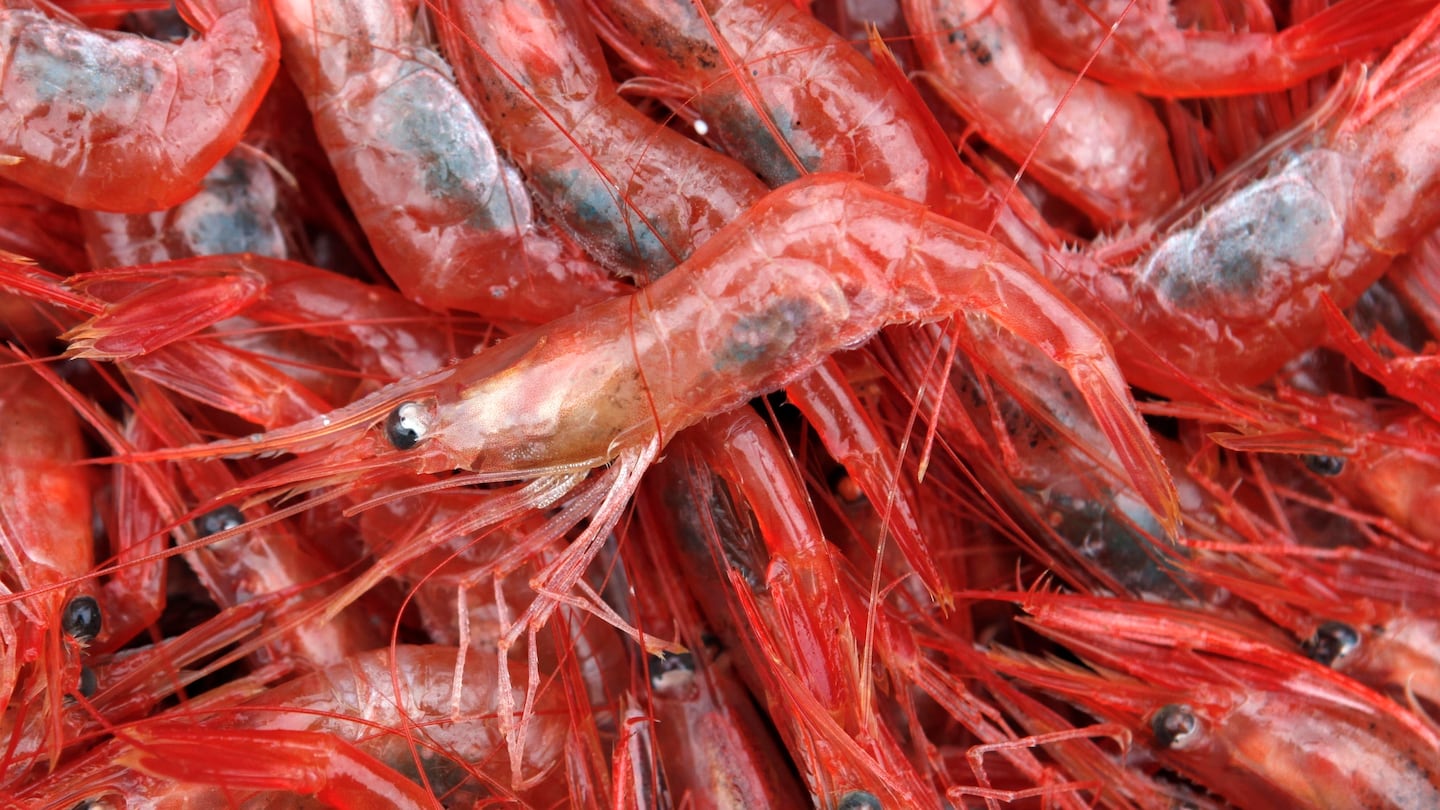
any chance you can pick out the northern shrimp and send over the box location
[15,645,571,807]
[122,176,1177,618]
[0,0,280,212]
[433,0,769,281]
[269,0,628,323]
[1023,0,1431,97]
[0,349,101,770]
[905,0,1182,226]
[1041,21,1440,396]
[988,590,1440,809]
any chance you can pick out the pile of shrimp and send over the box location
[3,0,1440,805]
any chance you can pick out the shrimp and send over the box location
[1044,27,1440,397]
[17,646,571,807]
[1024,0,1431,97]
[989,591,1440,809]
[146,175,1176,557]
[433,0,768,281]
[587,0,963,210]
[904,0,1181,226]
[269,0,627,323]
[0,0,280,212]
[0,349,100,769]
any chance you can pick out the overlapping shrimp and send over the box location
[988,591,1440,808]
[905,0,1181,226]
[1041,24,1440,396]
[1023,0,1431,97]
[0,0,279,211]
[270,0,627,323]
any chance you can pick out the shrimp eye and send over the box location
[195,505,245,538]
[1303,621,1361,667]
[1302,454,1345,476]
[837,791,882,810]
[62,596,101,642]
[648,651,697,694]
[384,401,430,450]
[1151,704,1201,750]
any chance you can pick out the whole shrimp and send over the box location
[1023,0,1431,97]
[144,175,1176,560]
[0,0,280,212]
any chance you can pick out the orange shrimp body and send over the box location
[0,0,279,212]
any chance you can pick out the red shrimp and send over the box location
[17,645,571,807]
[0,179,85,274]
[990,591,1440,809]
[1024,0,1430,97]
[270,0,626,323]
[905,0,1181,226]
[0,0,279,212]
[80,146,291,267]
[1045,28,1440,397]
[434,0,768,281]
[0,349,100,769]
[587,0,963,210]
[134,176,1177,575]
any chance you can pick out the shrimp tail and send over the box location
[1283,0,1440,72]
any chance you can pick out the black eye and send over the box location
[1303,621,1361,667]
[1151,704,1201,750]
[195,505,244,538]
[384,401,430,450]
[837,791,882,810]
[62,596,101,642]
[1302,454,1345,476]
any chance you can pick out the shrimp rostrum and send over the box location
[137,175,1178,623]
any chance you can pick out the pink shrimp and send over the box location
[0,349,100,769]
[990,591,1440,808]
[433,0,768,281]
[905,0,1182,226]
[138,175,1176,558]
[17,645,571,807]
[1044,28,1440,397]
[269,0,627,323]
[1024,0,1430,97]
[0,0,279,212]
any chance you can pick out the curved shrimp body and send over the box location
[591,0,951,208]
[434,0,767,280]
[272,0,625,323]
[904,0,1180,225]
[1056,58,1440,395]
[0,0,279,212]
[370,175,1176,531]
[1023,0,1430,98]
[995,594,1440,809]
